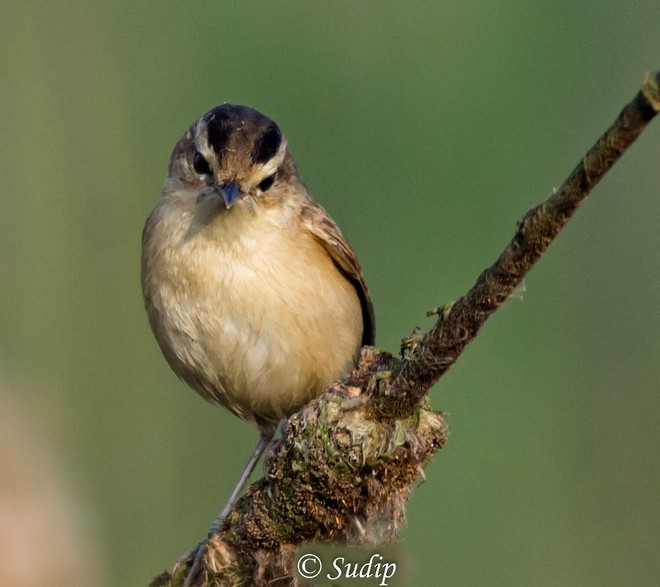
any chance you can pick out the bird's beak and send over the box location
[217,181,242,208]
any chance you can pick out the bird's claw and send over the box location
[175,539,208,587]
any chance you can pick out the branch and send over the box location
[373,70,660,420]
[151,71,660,587]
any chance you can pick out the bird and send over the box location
[141,104,375,583]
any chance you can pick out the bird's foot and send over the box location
[176,532,238,587]
[175,537,210,587]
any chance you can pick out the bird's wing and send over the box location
[299,198,375,346]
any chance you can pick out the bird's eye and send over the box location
[192,151,212,176]
[258,174,275,192]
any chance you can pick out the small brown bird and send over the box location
[141,104,374,581]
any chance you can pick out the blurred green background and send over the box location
[1,2,659,586]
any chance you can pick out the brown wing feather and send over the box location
[299,198,375,346]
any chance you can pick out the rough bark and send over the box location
[151,71,660,587]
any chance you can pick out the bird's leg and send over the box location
[183,429,275,587]
[209,430,274,534]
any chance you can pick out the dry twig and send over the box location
[152,71,660,587]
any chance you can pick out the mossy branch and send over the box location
[151,71,660,587]
[373,70,660,420]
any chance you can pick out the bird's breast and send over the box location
[143,201,362,427]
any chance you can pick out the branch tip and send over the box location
[641,70,660,112]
